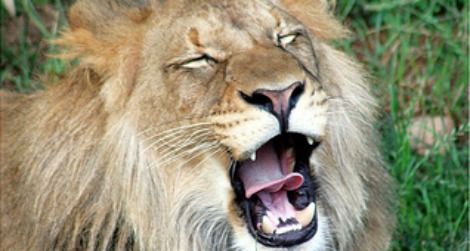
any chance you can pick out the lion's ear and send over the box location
[277,0,347,40]
[56,0,153,112]
[57,0,152,76]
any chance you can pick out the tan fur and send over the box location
[0,0,394,250]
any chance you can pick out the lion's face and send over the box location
[128,1,332,249]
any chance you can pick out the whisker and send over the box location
[191,148,225,170]
[149,131,217,161]
[167,143,222,168]
[141,122,214,142]
[150,131,215,159]
[136,115,212,136]
[143,128,213,153]
[153,142,221,168]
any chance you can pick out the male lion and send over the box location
[0,0,394,250]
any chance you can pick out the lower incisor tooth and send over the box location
[261,216,275,234]
[278,225,292,234]
[296,202,315,227]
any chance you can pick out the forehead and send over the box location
[153,0,286,55]
[173,0,276,27]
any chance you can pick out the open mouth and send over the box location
[230,133,320,247]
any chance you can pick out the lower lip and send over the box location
[242,199,318,247]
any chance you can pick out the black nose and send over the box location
[240,81,305,131]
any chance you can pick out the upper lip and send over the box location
[238,134,319,163]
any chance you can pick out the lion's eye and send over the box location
[181,55,216,69]
[278,34,298,47]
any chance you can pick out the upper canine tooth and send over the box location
[250,152,256,161]
[286,147,294,158]
[307,137,314,145]
[286,148,295,172]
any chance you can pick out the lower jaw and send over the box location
[241,200,319,247]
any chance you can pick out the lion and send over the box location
[0,0,395,250]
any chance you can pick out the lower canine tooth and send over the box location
[261,216,275,234]
[296,202,315,227]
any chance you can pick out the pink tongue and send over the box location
[238,142,304,223]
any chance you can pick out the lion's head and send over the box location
[0,0,394,250]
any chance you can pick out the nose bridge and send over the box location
[229,46,307,131]
[226,46,304,92]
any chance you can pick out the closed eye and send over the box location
[278,33,298,47]
[181,55,217,69]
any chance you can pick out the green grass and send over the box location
[336,0,468,250]
[0,0,67,91]
[1,0,468,250]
